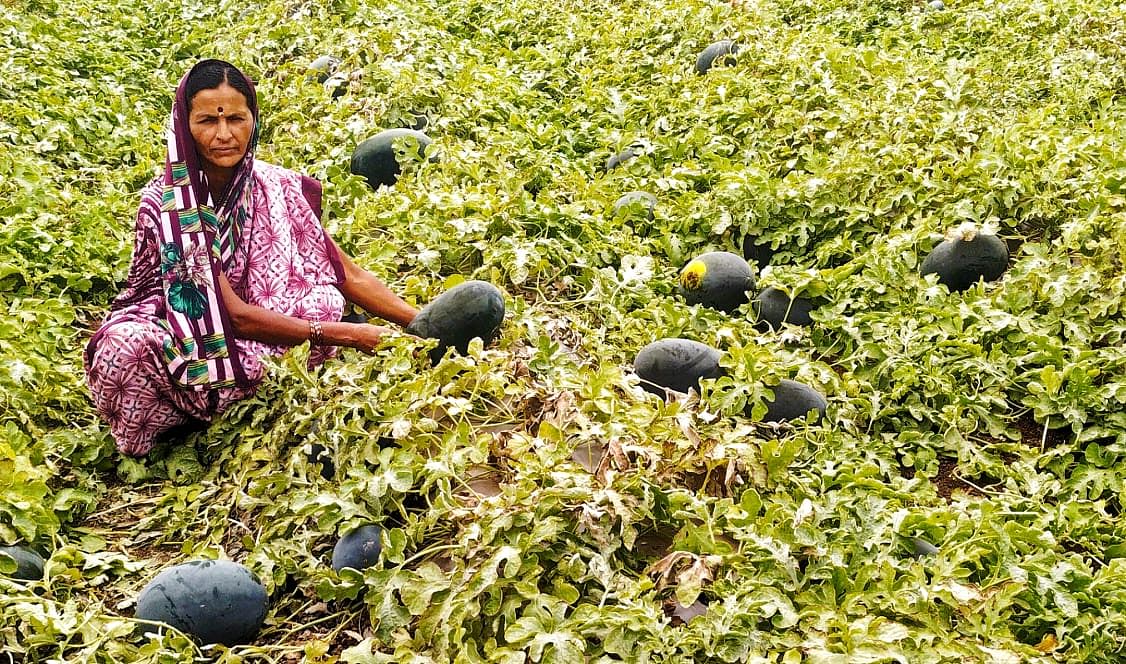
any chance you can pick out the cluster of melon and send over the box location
[92,47,1010,649]
[1,528,384,648]
[125,523,384,647]
[634,249,828,424]
[122,287,503,648]
[633,222,1009,422]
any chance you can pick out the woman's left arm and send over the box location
[331,239,419,327]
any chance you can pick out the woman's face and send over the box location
[188,82,253,171]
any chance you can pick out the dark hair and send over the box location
[185,61,256,113]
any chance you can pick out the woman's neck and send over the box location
[202,163,235,203]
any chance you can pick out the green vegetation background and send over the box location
[2,0,1126,660]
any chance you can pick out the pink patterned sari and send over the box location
[85,60,345,456]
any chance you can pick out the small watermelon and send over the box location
[762,379,827,424]
[695,40,740,75]
[742,235,776,268]
[679,251,756,313]
[332,525,383,572]
[0,545,44,581]
[350,129,434,190]
[612,191,657,221]
[920,223,1008,292]
[634,338,723,397]
[308,55,340,83]
[912,537,940,558]
[135,560,267,647]
[753,287,814,330]
[605,146,642,171]
[406,280,505,363]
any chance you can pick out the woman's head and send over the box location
[183,60,257,172]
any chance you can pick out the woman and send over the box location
[85,59,418,457]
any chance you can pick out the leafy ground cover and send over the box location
[3,0,1126,660]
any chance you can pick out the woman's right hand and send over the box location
[343,322,401,354]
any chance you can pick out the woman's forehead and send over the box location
[190,84,250,114]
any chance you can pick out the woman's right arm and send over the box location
[217,272,397,353]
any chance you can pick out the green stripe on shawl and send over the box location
[171,161,190,186]
[185,360,211,384]
[177,208,203,232]
[202,333,228,359]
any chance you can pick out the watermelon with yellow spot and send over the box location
[678,251,755,313]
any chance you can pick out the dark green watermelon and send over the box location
[753,287,814,330]
[679,251,756,313]
[308,55,340,83]
[612,191,657,221]
[135,559,267,647]
[762,379,827,424]
[406,280,505,363]
[605,146,641,171]
[695,40,740,75]
[340,306,367,324]
[332,525,383,572]
[634,338,723,398]
[0,545,44,581]
[741,234,776,267]
[350,129,434,190]
[912,537,940,558]
[920,226,1008,292]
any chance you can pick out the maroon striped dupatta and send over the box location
[156,59,260,389]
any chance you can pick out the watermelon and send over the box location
[135,560,267,647]
[912,537,940,558]
[634,338,723,397]
[753,287,814,329]
[605,146,641,171]
[0,545,44,581]
[406,280,505,363]
[340,306,367,324]
[695,40,740,75]
[350,129,434,190]
[920,224,1008,292]
[762,379,827,424]
[612,191,657,221]
[679,251,756,313]
[332,525,383,572]
[741,234,776,267]
[308,55,340,83]
[306,442,335,480]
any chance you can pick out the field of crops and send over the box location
[4,0,1126,660]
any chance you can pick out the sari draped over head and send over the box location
[155,58,343,389]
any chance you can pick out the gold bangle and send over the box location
[309,320,324,345]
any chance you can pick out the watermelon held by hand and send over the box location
[406,280,505,363]
[920,223,1009,292]
[134,560,267,647]
[679,251,756,313]
[350,129,435,190]
[634,338,723,398]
